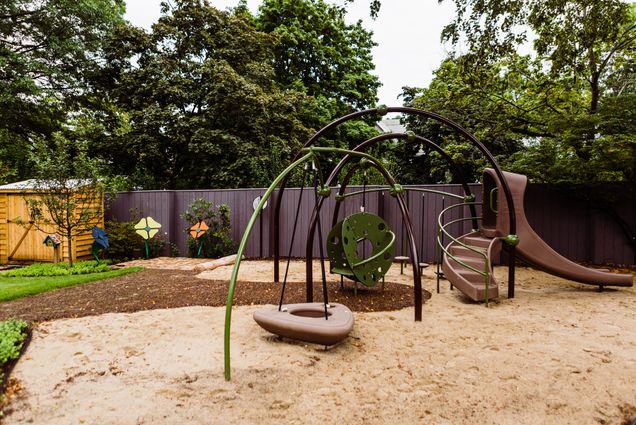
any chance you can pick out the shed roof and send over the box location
[0,179,93,191]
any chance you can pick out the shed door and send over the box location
[7,195,55,262]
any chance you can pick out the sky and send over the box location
[124,0,456,106]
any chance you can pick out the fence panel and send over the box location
[106,183,634,265]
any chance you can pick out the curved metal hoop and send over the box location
[274,107,518,304]
[303,151,423,317]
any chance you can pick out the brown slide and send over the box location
[481,168,633,288]
[442,169,632,302]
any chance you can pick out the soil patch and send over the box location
[0,269,430,323]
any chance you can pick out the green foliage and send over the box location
[505,95,636,183]
[104,219,140,261]
[399,1,635,184]
[22,132,104,266]
[105,218,165,261]
[256,0,380,112]
[94,0,323,189]
[2,261,111,278]
[87,0,383,189]
[4,0,382,190]
[0,318,28,382]
[398,56,529,183]
[254,0,380,161]
[0,267,141,302]
[181,198,234,258]
[169,243,181,257]
[148,232,167,258]
[440,1,634,87]
[0,0,126,182]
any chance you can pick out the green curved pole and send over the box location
[224,152,314,381]
[224,147,399,381]
[351,231,396,267]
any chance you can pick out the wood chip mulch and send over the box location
[0,269,431,323]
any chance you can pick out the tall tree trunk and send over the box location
[67,229,73,267]
[589,73,600,114]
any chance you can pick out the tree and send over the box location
[254,0,382,170]
[96,0,325,189]
[255,0,380,112]
[0,0,126,182]
[440,0,635,116]
[22,133,104,267]
[397,56,531,183]
[399,1,635,184]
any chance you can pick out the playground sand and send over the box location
[5,262,636,425]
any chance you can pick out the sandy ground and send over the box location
[5,261,636,425]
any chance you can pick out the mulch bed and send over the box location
[0,269,431,323]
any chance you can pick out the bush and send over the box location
[2,261,111,278]
[0,318,29,381]
[105,218,166,261]
[104,219,141,261]
[181,199,235,258]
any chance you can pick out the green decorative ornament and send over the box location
[502,234,520,246]
[389,183,404,197]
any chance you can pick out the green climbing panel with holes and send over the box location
[327,212,396,287]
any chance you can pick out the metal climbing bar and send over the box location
[436,202,492,305]
[337,186,466,201]
[224,151,315,381]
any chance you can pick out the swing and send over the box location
[253,161,354,346]
[253,303,354,346]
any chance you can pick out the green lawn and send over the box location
[0,267,142,302]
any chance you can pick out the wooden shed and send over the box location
[0,179,104,264]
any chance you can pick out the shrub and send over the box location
[105,218,166,261]
[104,219,141,261]
[0,318,29,381]
[2,261,112,278]
[181,199,235,258]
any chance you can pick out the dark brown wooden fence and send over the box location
[106,183,635,265]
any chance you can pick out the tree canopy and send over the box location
[95,0,325,189]
[400,0,635,184]
[0,0,126,184]
[2,0,633,189]
[2,0,382,189]
[255,0,380,112]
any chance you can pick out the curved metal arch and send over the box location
[274,106,517,298]
[303,132,481,322]
[224,147,410,381]
[326,132,479,228]
[303,153,423,320]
